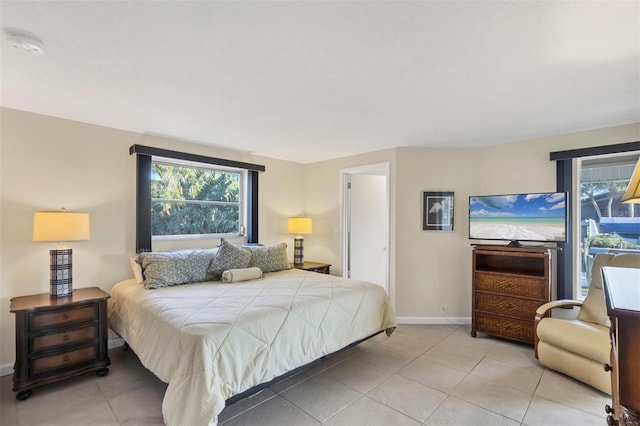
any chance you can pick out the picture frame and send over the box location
[423,191,454,231]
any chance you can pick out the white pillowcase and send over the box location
[129,255,144,283]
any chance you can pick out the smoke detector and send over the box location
[3,28,44,54]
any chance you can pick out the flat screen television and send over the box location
[469,192,567,246]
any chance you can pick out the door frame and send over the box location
[341,162,390,295]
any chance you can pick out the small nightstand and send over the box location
[10,287,111,400]
[290,261,331,274]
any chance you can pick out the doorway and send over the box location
[342,163,390,294]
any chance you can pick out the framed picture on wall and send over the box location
[423,191,454,231]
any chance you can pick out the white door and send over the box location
[343,164,389,293]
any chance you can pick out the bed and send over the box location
[108,266,396,425]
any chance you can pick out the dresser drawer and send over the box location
[31,345,97,375]
[30,305,96,330]
[475,312,534,343]
[32,324,98,352]
[475,293,542,320]
[475,272,545,299]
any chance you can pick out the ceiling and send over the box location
[1,1,638,164]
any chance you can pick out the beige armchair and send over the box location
[534,252,640,394]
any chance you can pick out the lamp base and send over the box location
[50,248,73,297]
[293,237,304,266]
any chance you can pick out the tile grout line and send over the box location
[93,374,124,425]
[519,364,549,425]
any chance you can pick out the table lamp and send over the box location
[288,217,312,266]
[622,158,640,204]
[33,209,90,296]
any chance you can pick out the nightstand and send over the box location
[10,287,111,400]
[290,261,331,274]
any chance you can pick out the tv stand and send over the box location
[471,245,551,344]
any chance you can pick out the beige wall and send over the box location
[303,150,397,303]
[0,107,305,368]
[1,106,638,369]
[394,147,481,319]
[304,124,640,322]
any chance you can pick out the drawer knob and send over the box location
[63,334,70,341]
[604,363,613,372]
[63,355,69,362]
[605,404,615,414]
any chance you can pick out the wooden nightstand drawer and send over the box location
[30,305,97,329]
[32,324,98,352]
[31,345,97,374]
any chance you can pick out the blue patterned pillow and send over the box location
[207,239,252,280]
[246,242,290,273]
[137,249,215,289]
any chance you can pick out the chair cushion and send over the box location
[536,341,611,394]
[536,317,610,364]
[579,253,640,326]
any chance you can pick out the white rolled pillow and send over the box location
[222,267,263,283]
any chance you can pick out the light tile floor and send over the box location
[0,325,610,425]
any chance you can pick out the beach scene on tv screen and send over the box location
[470,193,566,242]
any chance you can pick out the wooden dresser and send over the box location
[602,266,640,426]
[471,245,551,344]
[10,287,110,400]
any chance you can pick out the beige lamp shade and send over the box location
[622,159,640,204]
[288,217,312,235]
[33,211,91,242]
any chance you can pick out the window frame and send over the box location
[130,144,265,253]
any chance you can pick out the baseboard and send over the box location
[0,363,12,377]
[108,337,125,349]
[0,337,126,378]
[396,316,471,325]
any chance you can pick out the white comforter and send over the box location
[108,268,396,425]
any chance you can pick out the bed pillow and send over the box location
[137,249,214,289]
[129,255,144,283]
[207,239,252,280]
[246,242,290,273]
[221,267,264,283]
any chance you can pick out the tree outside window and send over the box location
[151,162,243,236]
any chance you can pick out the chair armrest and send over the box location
[535,299,583,317]
[533,299,583,359]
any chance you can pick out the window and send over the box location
[151,159,246,238]
[577,153,640,297]
[130,144,264,253]
[551,141,640,300]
